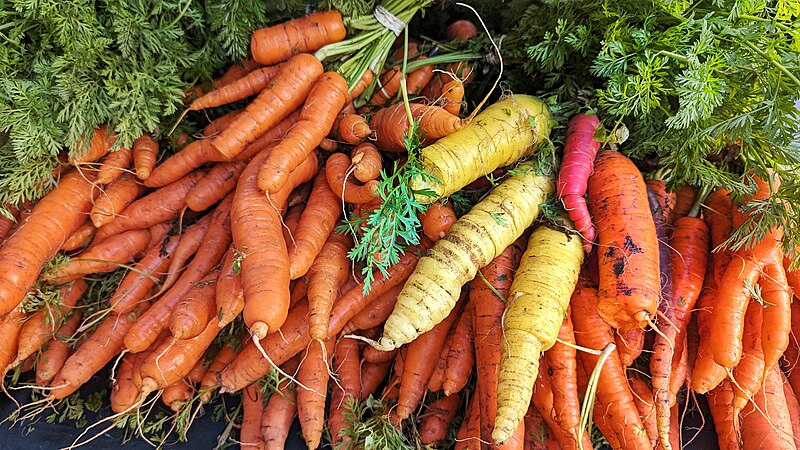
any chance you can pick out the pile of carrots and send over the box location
[1,7,799,450]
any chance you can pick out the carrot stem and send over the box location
[578,343,616,435]
[687,185,713,218]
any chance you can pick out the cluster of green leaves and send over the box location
[0,0,305,210]
[497,0,800,257]
[337,395,416,450]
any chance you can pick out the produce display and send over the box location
[0,1,799,449]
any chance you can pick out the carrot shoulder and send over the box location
[250,11,346,66]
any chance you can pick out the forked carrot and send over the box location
[97,148,133,184]
[325,152,380,204]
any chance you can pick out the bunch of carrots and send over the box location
[1,7,798,450]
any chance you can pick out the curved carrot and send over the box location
[110,233,180,315]
[160,214,212,294]
[97,147,133,184]
[360,358,393,400]
[110,353,142,414]
[671,185,698,223]
[261,356,301,449]
[162,378,195,413]
[213,54,324,160]
[371,103,464,152]
[531,362,581,450]
[760,260,792,373]
[419,394,460,445]
[344,284,403,334]
[35,312,81,386]
[133,134,159,180]
[186,160,248,212]
[297,339,335,449]
[250,11,346,65]
[216,249,244,328]
[62,221,96,251]
[629,376,658,448]
[69,126,115,165]
[199,343,238,403]
[543,308,585,447]
[325,152,380,204]
[706,380,738,450]
[703,188,733,286]
[288,172,342,279]
[213,59,262,90]
[443,305,474,395]
[328,336,363,448]
[740,365,795,449]
[46,228,152,283]
[368,66,402,106]
[258,72,348,193]
[645,179,676,225]
[90,175,144,228]
[406,59,434,95]
[439,79,465,116]
[190,65,283,111]
[731,300,765,416]
[455,391,480,450]
[587,150,659,329]
[781,372,800,445]
[615,327,644,367]
[307,231,351,341]
[351,143,382,182]
[169,275,218,340]
[335,114,371,145]
[689,281,727,394]
[0,170,97,315]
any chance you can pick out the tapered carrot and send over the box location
[344,284,403,334]
[261,356,301,450]
[522,403,549,450]
[296,339,335,449]
[587,150,660,330]
[615,327,645,367]
[62,221,96,251]
[369,66,403,106]
[760,260,792,374]
[360,359,394,400]
[420,394,460,445]
[397,296,464,420]
[214,59,262,90]
[419,199,457,242]
[240,384,265,449]
[186,160,248,212]
[406,60,434,95]
[455,391,480,450]
[531,361,587,450]
[443,305,474,395]
[235,111,301,162]
[110,233,180,315]
[363,346,399,365]
[781,372,800,445]
[689,282,727,393]
[288,172,343,279]
[307,231,351,340]
[110,353,142,414]
[740,365,795,450]
[35,312,81,386]
[706,380,738,450]
[235,149,317,341]
[199,343,238,403]
[427,332,451,393]
[190,65,283,111]
[731,300,766,416]
[0,204,20,242]
[703,188,733,287]
[97,148,133,184]
[159,214,213,294]
[133,135,159,180]
[335,114,371,145]
[0,307,28,375]
[439,79,465,116]
[380,347,405,404]
[203,110,245,138]
[329,336,363,448]
[371,102,464,152]
[251,11,345,65]
[13,280,87,367]
[187,357,208,384]
[282,204,304,244]
[50,304,149,399]
[543,308,585,448]
[90,175,144,228]
[46,228,152,283]
[0,170,97,315]
[169,275,218,340]
[96,171,205,241]
[325,152,380,204]
[69,126,115,165]
[629,376,659,448]
[216,249,244,328]
[124,198,231,353]
[213,54,324,160]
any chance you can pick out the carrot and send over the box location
[96,170,205,241]
[250,11,345,65]
[671,185,698,223]
[199,343,238,403]
[90,175,144,228]
[689,282,727,394]
[349,143,382,183]
[110,233,180,315]
[615,328,645,367]
[543,308,585,448]
[447,20,478,40]
[0,307,28,375]
[186,160,248,212]
[213,54,324,160]
[97,147,133,184]
[50,304,149,399]
[13,280,87,367]
[587,150,660,329]
[0,204,20,242]
[335,114,371,145]
[344,284,403,334]
[187,357,209,384]
[557,113,602,252]
[216,249,244,328]
[161,378,194,412]
[257,72,348,193]
[443,305,473,395]
[238,384,265,449]
[124,198,231,353]
[668,336,689,404]
[0,170,97,315]
[760,259,792,374]
[288,172,342,279]
[629,376,659,448]
[381,164,552,352]
[110,353,142,414]
[427,331,451,393]
[62,221,96,251]
[35,311,82,386]
[471,239,525,445]
[381,346,405,403]
[261,356,301,450]
[645,179,676,225]
[190,65,283,111]
[439,79,465,116]
[296,339,335,449]
[419,199,457,242]
[397,295,464,420]
[531,361,588,450]
[325,152,380,204]
[370,102,464,152]
[213,59,262,90]
[731,300,766,416]
[455,391,481,450]
[706,380,739,450]
[406,60,435,95]
[703,188,733,286]
[235,148,317,341]
[570,280,651,450]
[741,365,795,450]
[159,214,213,294]
[782,372,800,446]
[307,231,351,341]
[329,336,363,448]
[786,255,800,298]
[46,228,152,283]
[420,394,460,445]
[363,346,399,365]
[369,66,403,106]
[133,134,159,180]
[69,126,115,165]
[169,274,218,340]
[360,359,394,400]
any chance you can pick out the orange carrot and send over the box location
[427,330,452,393]
[645,179,676,224]
[187,357,208,384]
[216,248,245,328]
[0,204,20,242]
[258,72,348,194]
[706,380,739,450]
[186,160,248,212]
[420,394,460,445]
[110,353,143,413]
[731,300,765,416]
[190,65,283,111]
[110,233,180,315]
[297,339,335,449]
[371,102,464,152]
[703,188,733,287]
[344,284,403,334]
[261,356,301,450]
[406,60,434,95]
[782,372,800,446]
[133,135,159,180]
[335,114,371,145]
[213,54,324,160]
[169,274,218,340]
[455,391,481,450]
[159,214,213,294]
[214,59,262,90]
[35,312,81,386]
[439,79,465,116]
[90,174,144,228]
[740,365,795,449]
[62,221,96,251]
[760,259,792,374]
[240,384,265,449]
[199,343,238,403]
[288,172,342,279]
[351,143,382,182]
[369,66,403,107]
[587,150,660,329]
[0,308,28,375]
[629,376,659,448]
[347,69,374,102]
[329,336,363,448]
[443,305,474,395]
[162,378,195,412]
[689,281,727,394]
[360,359,393,400]
[0,170,97,315]
[325,152,380,204]
[531,361,586,450]
[671,185,698,223]
[250,11,346,65]
[97,148,133,184]
[419,199,457,242]
[69,126,115,165]
[203,110,245,138]
[307,231,352,340]
[46,228,152,283]
[447,20,478,40]
[543,308,585,447]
